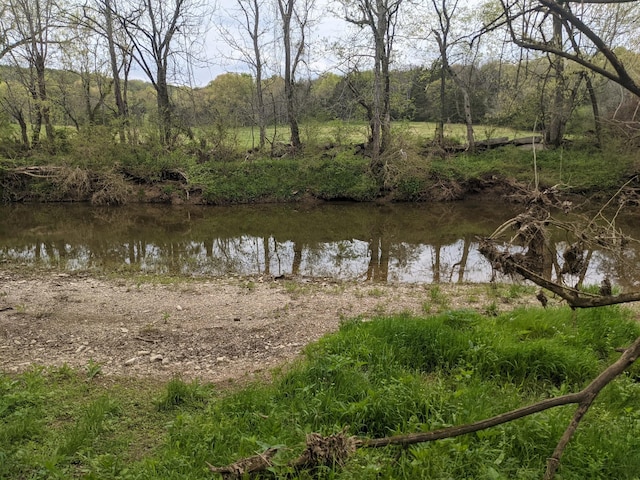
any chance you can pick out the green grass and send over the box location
[2,120,637,204]
[2,305,640,479]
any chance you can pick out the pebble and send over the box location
[120,327,129,333]
[137,350,151,356]
[124,357,137,366]
[149,354,163,362]
[176,305,183,311]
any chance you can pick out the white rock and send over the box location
[124,357,137,366]
[149,354,163,362]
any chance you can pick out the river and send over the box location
[0,201,638,288]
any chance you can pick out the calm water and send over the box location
[0,201,638,287]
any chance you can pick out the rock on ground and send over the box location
[0,271,536,383]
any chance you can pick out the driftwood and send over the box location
[206,447,278,479]
[206,336,640,479]
[207,430,357,479]
[478,179,640,308]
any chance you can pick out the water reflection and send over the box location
[0,202,638,287]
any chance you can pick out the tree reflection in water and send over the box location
[0,202,638,288]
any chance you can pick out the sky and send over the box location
[184,0,352,87]
[126,0,481,88]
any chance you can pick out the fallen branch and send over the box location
[206,335,640,479]
[207,430,357,479]
[206,447,278,479]
[478,239,640,308]
[8,166,64,178]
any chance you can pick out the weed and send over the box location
[85,359,102,380]
[140,323,158,334]
[155,377,210,411]
[283,281,311,297]
[367,287,385,297]
[427,285,450,312]
[484,302,499,316]
[421,300,432,314]
[57,395,120,458]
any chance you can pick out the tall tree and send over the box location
[494,0,640,145]
[218,0,273,149]
[118,0,209,145]
[99,0,130,142]
[7,0,60,148]
[276,0,315,150]
[431,0,476,150]
[69,0,132,140]
[342,0,403,180]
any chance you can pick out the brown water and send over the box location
[0,201,638,287]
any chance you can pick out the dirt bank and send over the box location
[0,271,539,383]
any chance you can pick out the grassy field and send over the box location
[229,121,535,151]
[2,302,640,479]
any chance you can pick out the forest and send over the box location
[1,0,640,200]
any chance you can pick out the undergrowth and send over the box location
[2,128,638,204]
[2,305,640,479]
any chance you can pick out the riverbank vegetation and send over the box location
[1,122,638,204]
[2,303,640,479]
[2,0,640,204]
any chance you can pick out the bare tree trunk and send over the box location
[436,60,445,145]
[103,0,128,143]
[344,0,403,184]
[277,0,304,150]
[546,11,566,146]
[252,7,266,149]
[156,65,172,145]
[18,115,29,146]
[584,73,602,147]
[36,59,54,146]
[434,32,475,149]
